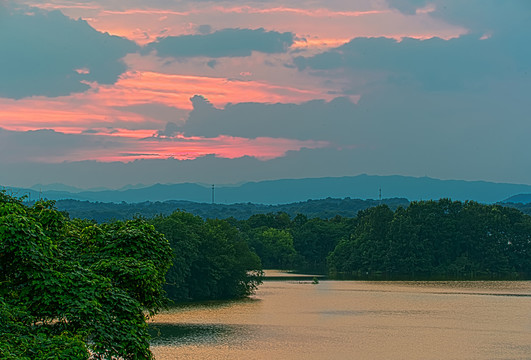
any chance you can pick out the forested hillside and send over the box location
[327,200,531,279]
[503,202,531,216]
[46,197,531,279]
[51,197,409,223]
[229,200,531,279]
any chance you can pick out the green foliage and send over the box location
[248,227,298,269]
[51,197,410,223]
[246,212,292,230]
[149,211,263,302]
[0,191,173,359]
[0,300,89,360]
[234,212,355,272]
[328,200,531,279]
[291,216,355,272]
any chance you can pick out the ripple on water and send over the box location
[149,323,245,346]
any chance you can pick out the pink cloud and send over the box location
[0,69,337,135]
[21,2,101,11]
[211,6,387,18]
[0,96,150,133]
[0,62,335,163]
[99,135,329,162]
[17,130,329,163]
[22,1,465,46]
[3,1,465,165]
[75,68,90,75]
[101,9,191,16]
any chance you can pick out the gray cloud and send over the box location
[388,0,531,34]
[197,24,213,35]
[168,54,531,150]
[294,33,529,92]
[0,149,360,190]
[0,128,124,162]
[0,5,138,99]
[2,83,531,188]
[144,28,294,58]
[114,104,188,124]
[3,136,531,191]
[179,95,358,143]
[157,122,181,137]
[288,2,531,94]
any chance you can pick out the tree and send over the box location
[149,211,262,301]
[327,200,531,279]
[329,205,393,275]
[248,227,298,269]
[0,191,173,359]
[292,216,353,272]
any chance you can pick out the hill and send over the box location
[502,193,531,204]
[5,174,531,204]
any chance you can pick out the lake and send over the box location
[150,272,530,359]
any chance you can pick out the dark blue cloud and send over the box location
[197,24,213,35]
[294,33,530,91]
[0,6,138,99]
[0,128,123,162]
[178,95,358,142]
[388,0,531,34]
[145,28,294,58]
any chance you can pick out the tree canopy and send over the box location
[148,211,263,301]
[4,190,528,360]
[328,200,531,279]
[0,191,173,359]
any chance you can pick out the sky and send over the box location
[0,0,530,189]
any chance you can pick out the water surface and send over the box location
[150,276,530,359]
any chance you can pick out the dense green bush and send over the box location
[149,212,263,301]
[0,191,173,359]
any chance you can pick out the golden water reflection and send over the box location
[151,279,530,360]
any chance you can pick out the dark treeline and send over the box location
[50,197,410,223]
[228,199,531,279]
[147,212,262,302]
[3,192,531,358]
[503,202,531,216]
[328,200,531,279]
[228,212,355,273]
[52,197,531,279]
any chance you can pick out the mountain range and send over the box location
[3,174,531,205]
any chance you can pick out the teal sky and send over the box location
[0,0,530,189]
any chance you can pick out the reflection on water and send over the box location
[149,323,238,346]
[150,279,531,360]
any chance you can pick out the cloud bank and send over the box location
[145,28,294,58]
[1,1,531,190]
[0,4,137,98]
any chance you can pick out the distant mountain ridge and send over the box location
[502,194,531,204]
[4,174,531,204]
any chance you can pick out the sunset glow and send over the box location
[0,69,338,136]
[0,1,469,164]
[3,0,527,189]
